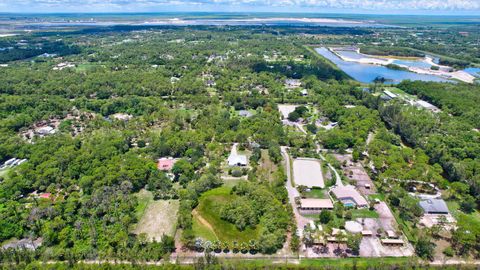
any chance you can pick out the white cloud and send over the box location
[2,0,480,12]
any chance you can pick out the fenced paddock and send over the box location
[293,158,325,188]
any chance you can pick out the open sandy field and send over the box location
[133,198,179,241]
[293,158,324,188]
[278,104,298,119]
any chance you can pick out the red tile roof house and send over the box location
[157,157,176,171]
[39,193,52,199]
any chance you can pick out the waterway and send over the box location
[464,67,480,78]
[315,47,451,84]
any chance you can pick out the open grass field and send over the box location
[384,86,417,100]
[299,257,417,268]
[351,208,379,219]
[132,189,179,240]
[256,150,278,183]
[304,188,327,199]
[447,200,480,234]
[0,168,10,178]
[75,63,104,72]
[223,178,246,188]
[193,186,261,243]
[368,193,386,202]
[134,189,154,220]
[192,210,218,242]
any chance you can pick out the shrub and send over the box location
[231,169,243,178]
[443,246,454,257]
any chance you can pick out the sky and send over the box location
[1,0,480,14]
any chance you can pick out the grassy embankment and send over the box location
[193,186,261,242]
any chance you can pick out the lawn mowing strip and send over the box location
[4,258,480,270]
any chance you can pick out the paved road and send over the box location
[281,146,311,231]
[316,146,343,187]
[293,122,342,187]
[295,123,307,135]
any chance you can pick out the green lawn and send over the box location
[75,63,103,72]
[384,87,416,100]
[391,208,416,242]
[216,257,417,269]
[194,186,261,243]
[299,257,416,268]
[304,188,327,199]
[134,189,154,220]
[223,179,246,188]
[351,208,379,219]
[447,200,480,234]
[0,168,10,178]
[368,194,386,202]
[192,214,218,242]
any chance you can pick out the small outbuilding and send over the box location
[386,230,398,239]
[381,239,404,246]
[238,110,253,118]
[361,230,373,236]
[36,126,56,136]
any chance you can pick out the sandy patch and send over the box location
[293,158,324,188]
[278,104,298,119]
[133,199,179,240]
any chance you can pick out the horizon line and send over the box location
[1,11,480,17]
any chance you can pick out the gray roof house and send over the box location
[419,198,449,215]
[238,110,253,118]
[228,154,247,166]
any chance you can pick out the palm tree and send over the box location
[240,242,248,253]
[248,239,257,254]
[203,240,212,253]
[221,241,230,253]
[232,241,239,253]
[212,240,221,253]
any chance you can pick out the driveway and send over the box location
[281,147,311,231]
[317,146,343,187]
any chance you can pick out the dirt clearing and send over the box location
[293,158,324,188]
[133,198,179,241]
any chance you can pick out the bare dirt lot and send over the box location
[359,217,414,257]
[278,104,298,119]
[334,154,375,195]
[293,158,325,188]
[133,199,180,241]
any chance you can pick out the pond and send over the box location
[392,59,432,69]
[464,67,480,78]
[315,47,451,84]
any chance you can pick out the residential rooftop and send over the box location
[331,185,368,207]
[299,198,334,210]
[419,198,449,215]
